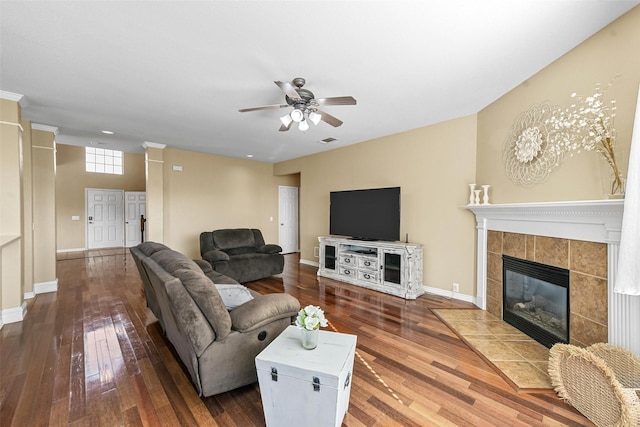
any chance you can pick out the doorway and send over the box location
[86,188,124,249]
[125,191,146,247]
[278,186,299,254]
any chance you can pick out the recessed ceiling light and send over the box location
[101,130,114,135]
[246,154,254,158]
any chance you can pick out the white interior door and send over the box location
[86,189,124,249]
[278,186,299,254]
[125,192,146,247]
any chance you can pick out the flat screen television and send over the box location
[330,187,400,241]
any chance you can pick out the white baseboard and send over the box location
[423,285,477,305]
[300,258,319,267]
[57,247,86,253]
[1,301,28,326]
[34,279,58,294]
[24,291,35,299]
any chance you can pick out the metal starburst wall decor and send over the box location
[503,103,567,187]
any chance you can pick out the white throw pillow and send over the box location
[214,284,254,310]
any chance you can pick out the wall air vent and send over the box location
[318,137,337,144]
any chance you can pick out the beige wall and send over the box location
[274,7,639,296]
[55,144,146,250]
[275,115,479,294]
[477,6,640,203]
[157,147,299,259]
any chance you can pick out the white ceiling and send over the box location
[1,1,638,163]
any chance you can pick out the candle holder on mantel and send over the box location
[468,184,476,205]
[474,190,481,205]
[482,185,491,205]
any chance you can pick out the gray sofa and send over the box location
[200,228,285,283]
[130,241,300,397]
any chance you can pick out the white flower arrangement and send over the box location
[545,80,623,194]
[295,305,328,331]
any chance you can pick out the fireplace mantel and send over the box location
[467,199,624,243]
[466,199,640,355]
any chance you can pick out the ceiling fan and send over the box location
[239,77,357,132]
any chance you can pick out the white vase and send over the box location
[468,184,476,205]
[482,185,490,205]
[301,328,319,350]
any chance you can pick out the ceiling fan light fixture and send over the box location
[309,111,321,125]
[298,119,309,131]
[290,108,304,123]
[280,114,293,127]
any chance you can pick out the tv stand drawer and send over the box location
[339,267,356,277]
[339,255,356,265]
[357,257,377,270]
[357,270,378,283]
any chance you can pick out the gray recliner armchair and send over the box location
[200,228,285,283]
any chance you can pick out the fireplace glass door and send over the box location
[503,255,569,348]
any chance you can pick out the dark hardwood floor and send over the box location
[0,249,593,426]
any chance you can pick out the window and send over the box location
[85,147,123,175]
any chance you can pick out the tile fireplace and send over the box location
[502,255,569,348]
[467,200,640,355]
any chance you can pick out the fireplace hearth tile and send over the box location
[493,361,552,389]
[485,321,521,335]
[466,339,525,361]
[503,340,550,361]
[432,308,555,390]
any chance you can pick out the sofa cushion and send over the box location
[138,241,170,257]
[225,246,257,256]
[151,249,200,275]
[212,228,255,250]
[172,267,232,340]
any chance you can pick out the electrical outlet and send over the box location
[452,282,460,293]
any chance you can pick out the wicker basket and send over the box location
[548,343,640,427]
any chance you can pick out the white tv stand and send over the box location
[317,236,424,299]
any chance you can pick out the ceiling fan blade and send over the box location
[315,96,357,106]
[275,81,302,101]
[239,104,288,113]
[279,121,293,132]
[317,110,343,127]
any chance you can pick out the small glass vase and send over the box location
[301,328,319,350]
[600,159,625,199]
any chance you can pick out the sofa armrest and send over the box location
[229,293,300,333]
[257,244,282,254]
[202,250,230,264]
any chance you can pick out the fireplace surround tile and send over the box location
[487,230,502,253]
[533,236,569,269]
[571,313,608,347]
[570,271,608,325]
[479,232,608,348]
[570,240,607,278]
[503,232,526,259]
[487,252,502,282]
